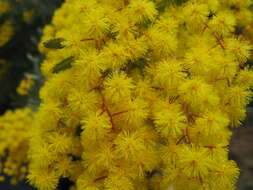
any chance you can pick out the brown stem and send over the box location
[80,38,95,42]
[204,145,217,150]
[176,135,185,145]
[187,114,200,120]
[100,93,115,131]
[89,85,104,92]
[198,174,203,184]
[201,22,209,34]
[124,0,129,6]
[214,33,225,50]
[184,125,191,143]
[210,77,230,87]
[112,110,130,117]
[116,7,124,11]
[89,76,107,92]
[94,175,108,182]
[169,95,180,104]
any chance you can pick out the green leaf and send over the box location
[52,56,75,73]
[43,38,66,49]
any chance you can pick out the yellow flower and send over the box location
[0,20,14,47]
[104,175,134,190]
[81,112,112,141]
[28,168,59,190]
[178,146,213,179]
[226,38,252,62]
[154,104,186,138]
[104,72,135,102]
[209,12,236,36]
[128,0,158,23]
[17,75,35,95]
[23,9,35,24]
[0,1,10,15]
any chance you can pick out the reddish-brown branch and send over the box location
[99,98,106,116]
[226,78,231,87]
[201,22,209,34]
[214,33,225,50]
[204,145,217,150]
[169,95,180,104]
[124,0,129,6]
[176,135,185,145]
[89,76,107,92]
[89,85,104,92]
[94,175,108,182]
[99,109,106,116]
[187,114,200,120]
[116,7,124,11]
[198,174,203,184]
[100,93,115,131]
[102,38,107,45]
[105,107,115,130]
[184,125,191,143]
[80,38,95,42]
[210,77,231,87]
[112,110,130,117]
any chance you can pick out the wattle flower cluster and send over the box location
[17,75,35,96]
[0,19,14,47]
[0,108,33,184]
[27,0,253,190]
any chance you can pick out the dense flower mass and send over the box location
[8,0,252,190]
[0,108,33,184]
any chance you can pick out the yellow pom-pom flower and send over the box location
[0,20,14,47]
